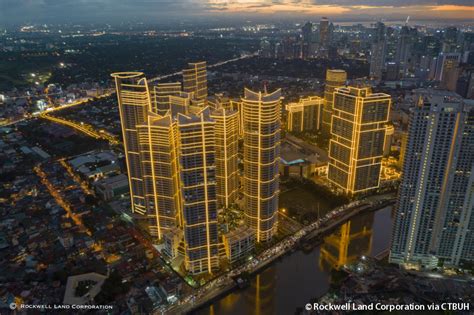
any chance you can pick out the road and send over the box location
[39,112,120,144]
[1,53,258,128]
[147,53,257,83]
[0,92,113,127]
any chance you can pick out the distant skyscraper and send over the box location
[301,22,313,59]
[322,69,347,135]
[369,22,387,81]
[319,17,329,48]
[395,26,417,79]
[111,72,151,216]
[442,26,459,52]
[177,108,219,274]
[183,61,208,106]
[327,86,391,194]
[242,88,281,242]
[434,52,461,91]
[390,89,474,268]
[286,96,324,132]
[210,108,239,208]
[137,112,181,238]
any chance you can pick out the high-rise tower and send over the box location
[390,89,474,267]
[111,72,151,215]
[369,22,387,81]
[177,108,219,274]
[151,82,182,114]
[301,22,313,59]
[210,108,239,208]
[183,61,208,106]
[242,88,282,242]
[395,26,417,79]
[137,112,181,238]
[327,86,391,194]
[322,69,347,135]
[319,17,329,48]
[286,96,324,132]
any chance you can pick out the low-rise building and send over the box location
[222,226,255,264]
[94,174,129,200]
[286,96,324,132]
[162,227,183,259]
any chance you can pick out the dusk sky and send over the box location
[0,0,473,24]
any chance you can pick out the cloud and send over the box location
[0,0,472,23]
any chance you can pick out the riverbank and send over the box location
[181,200,394,314]
[194,206,395,315]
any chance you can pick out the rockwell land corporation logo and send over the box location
[9,302,17,310]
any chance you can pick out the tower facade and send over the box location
[301,22,313,59]
[369,22,387,81]
[111,72,151,215]
[390,89,474,267]
[319,17,329,48]
[177,109,219,274]
[151,82,182,114]
[286,96,324,132]
[210,108,239,208]
[183,61,208,106]
[327,86,391,194]
[395,26,417,79]
[242,88,281,242]
[322,69,347,135]
[137,113,181,238]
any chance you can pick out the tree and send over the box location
[94,270,130,304]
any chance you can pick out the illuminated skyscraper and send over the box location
[390,89,474,268]
[322,69,347,135]
[111,72,151,215]
[210,108,239,208]
[286,96,324,132]
[242,88,281,242]
[137,112,181,238]
[328,86,391,194]
[151,82,182,114]
[177,108,219,274]
[183,61,208,106]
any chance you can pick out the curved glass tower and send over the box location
[242,88,281,243]
[111,72,151,215]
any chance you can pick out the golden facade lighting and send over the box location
[183,61,208,106]
[111,72,151,215]
[320,214,373,270]
[177,108,219,274]
[242,88,282,243]
[322,70,347,135]
[151,82,182,114]
[210,108,239,208]
[286,96,324,132]
[137,112,181,239]
[327,86,391,195]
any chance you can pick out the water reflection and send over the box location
[195,207,392,315]
[319,212,374,271]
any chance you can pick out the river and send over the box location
[194,206,394,315]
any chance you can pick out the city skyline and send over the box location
[1,10,473,314]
